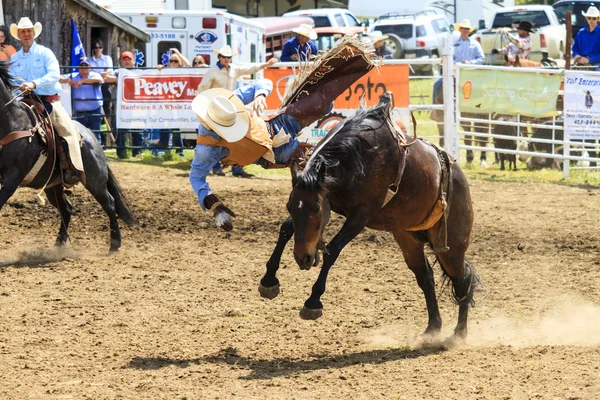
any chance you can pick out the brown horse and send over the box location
[504,54,542,68]
[259,93,483,341]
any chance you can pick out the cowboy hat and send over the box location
[192,88,250,143]
[10,17,42,41]
[368,31,389,43]
[515,20,534,33]
[582,6,600,18]
[458,19,472,29]
[213,45,236,57]
[293,24,317,40]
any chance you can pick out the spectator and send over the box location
[280,24,318,62]
[88,38,114,136]
[573,6,600,69]
[154,49,189,157]
[192,55,207,67]
[432,19,485,165]
[197,45,278,177]
[0,25,16,60]
[105,51,145,158]
[368,31,393,59]
[495,20,534,60]
[59,57,104,144]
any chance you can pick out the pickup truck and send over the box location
[474,5,566,65]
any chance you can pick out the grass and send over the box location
[105,76,600,188]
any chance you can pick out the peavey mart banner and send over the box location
[115,64,410,139]
[264,64,410,144]
[458,69,561,118]
[564,72,600,139]
[116,68,204,130]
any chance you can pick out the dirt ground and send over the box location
[1,160,599,400]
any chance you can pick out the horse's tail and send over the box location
[107,166,138,227]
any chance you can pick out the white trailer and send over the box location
[113,9,266,68]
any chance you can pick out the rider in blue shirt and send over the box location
[280,24,318,62]
[9,17,85,185]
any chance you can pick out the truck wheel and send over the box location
[385,33,404,59]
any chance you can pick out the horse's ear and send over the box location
[291,159,299,187]
[504,53,509,64]
[515,54,520,64]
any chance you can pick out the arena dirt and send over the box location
[0,161,599,399]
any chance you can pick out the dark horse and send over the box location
[0,60,136,253]
[259,93,482,340]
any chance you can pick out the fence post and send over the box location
[441,33,457,159]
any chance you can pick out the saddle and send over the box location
[9,98,75,188]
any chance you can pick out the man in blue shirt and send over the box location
[9,17,85,185]
[573,6,600,70]
[431,19,485,164]
[280,24,318,62]
[60,58,104,144]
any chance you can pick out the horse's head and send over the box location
[288,160,331,270]
[504,54,519,67]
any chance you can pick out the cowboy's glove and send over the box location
[204,194,236,231]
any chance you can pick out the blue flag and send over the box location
[70,20,86,71]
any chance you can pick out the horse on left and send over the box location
[0,60,137,253]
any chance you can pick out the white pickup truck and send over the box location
[474,5,566,65]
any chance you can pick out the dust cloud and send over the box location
[364,295,600,348]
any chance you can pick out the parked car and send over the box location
[283,8,362,28]
[368,10,451,75]
[553,0,600,39]
[313,26,365,52]
[474,5,566,65]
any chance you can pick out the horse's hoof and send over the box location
[299,306,322,320]
[108,246,119,255]
[258,283,280,300]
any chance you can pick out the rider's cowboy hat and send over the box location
[10,17,42,41]
[192,88,250,143]
[368,31,389,43]
[515,20,534,32]
[582,6,600,18]
[293,24,317,40]
[213,45,236,57]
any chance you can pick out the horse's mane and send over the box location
[0,60,14,90]
[297,100,391,192]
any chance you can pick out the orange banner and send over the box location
[264,64,410,110]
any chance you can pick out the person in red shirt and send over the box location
[0,26,17,60]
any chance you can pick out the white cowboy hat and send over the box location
[582,6,600,18]
[10,17,42,41]
[213,45,236,57]
[368,31,389,43]
[293,24,317,40]
[192,88,250,143]
[458,19,472,29]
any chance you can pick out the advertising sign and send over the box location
[458,69,561,118]
[564,72,600,139]
[264,64,410,144]
[116,68,205,130]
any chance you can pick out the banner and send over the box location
[116,68,206,130]
[115,64,410,143]
[264,64,410,144]
[458,69,561,118]
[70,20,86,70]
[564,73,600,140]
